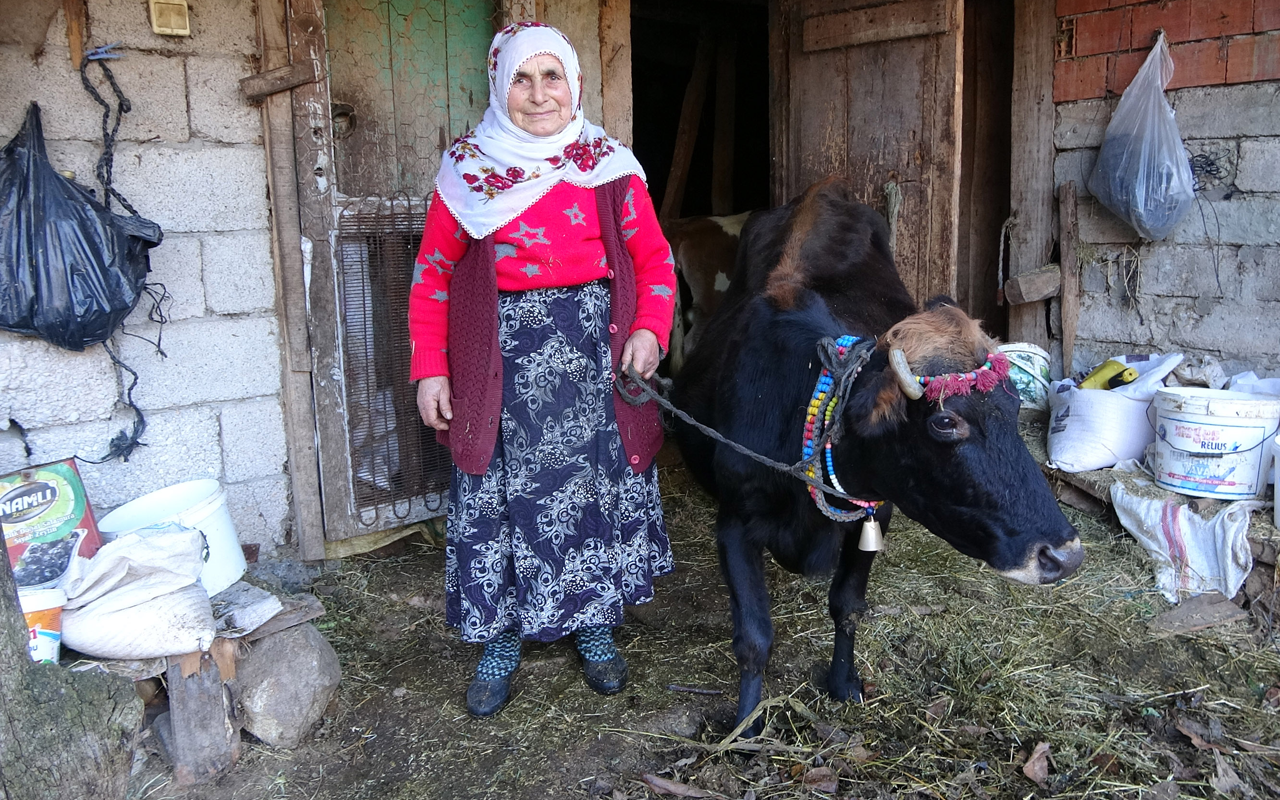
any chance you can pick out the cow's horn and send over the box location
[889,349,924,400]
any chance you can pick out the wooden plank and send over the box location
[164,652,240,786]
[1007,0,1055,349]
[599,0,634,146]
[659,28,714,222]
[444,0,492,139]
[711,30,737,215]
[1059,180,1080,374]
[1005,264,1061,305]
[803,0,949,53]
[768,0,793,206]
[1149,592,1249,637]
[240,60,319,103]
[789,23,847,196]
[64,0,87,71]
[259,0,326,561]
[244,594,327,642]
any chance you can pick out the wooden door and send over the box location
[289,0,494,547]
[771,0,963,306]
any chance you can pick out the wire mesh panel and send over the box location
[336,205,453,516]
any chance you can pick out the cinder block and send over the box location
[1054,148,1097,198]
[202,231,275,314]
[224,475,291,551]
[1172,83,1280,138]
[39,140,102,191]
[1169,300,1280,356]
[220,399,287,483]
[1076,198,1141,244]
[115,316,282,409]
[1170,196,1280,246]
[1055,99,1113,150]
[1184,139,1239,192]
[188,56,262,144]
[1167,40,1229,90]
[108,143,269,233]
[1072,8,1131,58]
[1240,246,1280,302]
[0,333,118,429]
[1141,245,1242,300]
[1236,138,1280,192]
[1189,0,1253,41]
[127,234,205,322]
[1227,32,1280,84]
[0,427,29,476]
[84,0,257,56]
[1075,292,1164,346]
[24,405,221,509]
[1054,55,1109,103]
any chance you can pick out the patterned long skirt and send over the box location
[444,281,673,644]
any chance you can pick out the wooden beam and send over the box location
[767,0,791,206]
[240,60,319,103]
[599,0,633,147]
[1007,0,1055,348]
[659,28,715,222]
[711,30,737,215]
[164,652,240,786]
[1004,264,1061,305]
[260,0,326,561]
[1059,180,1080,374]
[803,0,950,53]
[64,0,87,71]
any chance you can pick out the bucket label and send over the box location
[1156,415,1272,455]
[1151,440,1268,499]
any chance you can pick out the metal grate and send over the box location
[336,205,452,515]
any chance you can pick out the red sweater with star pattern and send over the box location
[408,175,675,381]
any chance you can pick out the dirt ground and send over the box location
[131,448,1280,800]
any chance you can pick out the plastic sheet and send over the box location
[0,103,161,351]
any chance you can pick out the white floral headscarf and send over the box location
[434,22,645,240]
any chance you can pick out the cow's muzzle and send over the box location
[997,538,1085,585]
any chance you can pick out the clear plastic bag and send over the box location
[1087,32,1195,241]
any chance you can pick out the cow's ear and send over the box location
[848,369,906,438]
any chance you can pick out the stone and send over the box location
[116,316,282,408]
[1054,148,1097,198]
[1172,83,1280,139]
[202,232,276,314]
[84,0,258,56]
[1170,196,1280,246]
[128,234,206,322]
[1076,198,1141,244]
[224,476,291,552]
[1236,139,1280,193]
[188,56,262,144]
[0,426,27,475]
[0,333,118,429]
[1054,98,1113,150]
[232,624,341,749]
[220,399,287,482]
[107,143,269,233]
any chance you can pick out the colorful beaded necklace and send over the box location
[802,335,883,529]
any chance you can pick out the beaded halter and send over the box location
[802,335,885,551]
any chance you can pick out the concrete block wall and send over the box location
[0,0,293,554]
[1053,78,1280,377]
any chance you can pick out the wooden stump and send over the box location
[0,538,142,800]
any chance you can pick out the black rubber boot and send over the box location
[466,630,520,717]
[576,626,627,695]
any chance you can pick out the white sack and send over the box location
[60,525,215,659]
[1110,461,1259,603]
[1047,352,1183,472]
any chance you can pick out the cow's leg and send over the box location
[717,514,772,738]
[826,503,893,701]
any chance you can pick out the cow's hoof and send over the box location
[466,675,512,717]
[827,675,864,703]
[583,653,628,695]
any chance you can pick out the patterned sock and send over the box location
[575,625,619,663]
[475,630,521,681]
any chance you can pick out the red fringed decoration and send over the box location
[921,352,1010,401]
[974,366,1001,393]
[924,374,972,402]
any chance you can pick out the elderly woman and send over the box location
[408,22,675,718]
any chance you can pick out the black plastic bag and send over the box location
[0,103,162,351]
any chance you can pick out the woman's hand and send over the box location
[620,329,661,380]
[417,376,453,430]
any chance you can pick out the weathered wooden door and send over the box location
[771,0,963,305]
[289,0,494,548]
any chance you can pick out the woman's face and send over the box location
[506,54,573,137]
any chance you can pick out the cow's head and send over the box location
[842,303,1083,585]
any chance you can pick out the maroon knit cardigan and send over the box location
[437,177,664,475]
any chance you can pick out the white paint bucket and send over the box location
[999,343,1052,411]
[97,479,246,597]
[18,587,66,663]
[1150,387,1280,500]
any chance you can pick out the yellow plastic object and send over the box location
[1079,359,1138,390]
[149,0,191,37]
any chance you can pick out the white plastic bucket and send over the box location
[18,587,66,663]
[97,479,246,597]
[1000,343,1052,411]
[1150,387,1280,500]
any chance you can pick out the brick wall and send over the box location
[0,0,292,553]
[1055,0,1280,102]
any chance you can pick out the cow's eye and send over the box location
[928,412,969,441]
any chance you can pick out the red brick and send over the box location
[1055,55,1110,101]
[1189,0,1255,40]
[1168,38,1229,87]
[1108,49,1148,93]
[1074,8,1134,55]
[1058,0,1112,17]
[1227,31,1280,81]
[1257,0,1280,32]
[1131,0,1192,45]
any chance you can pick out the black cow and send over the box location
[671,179,1084,737]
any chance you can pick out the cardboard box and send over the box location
[0,459,103,588]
